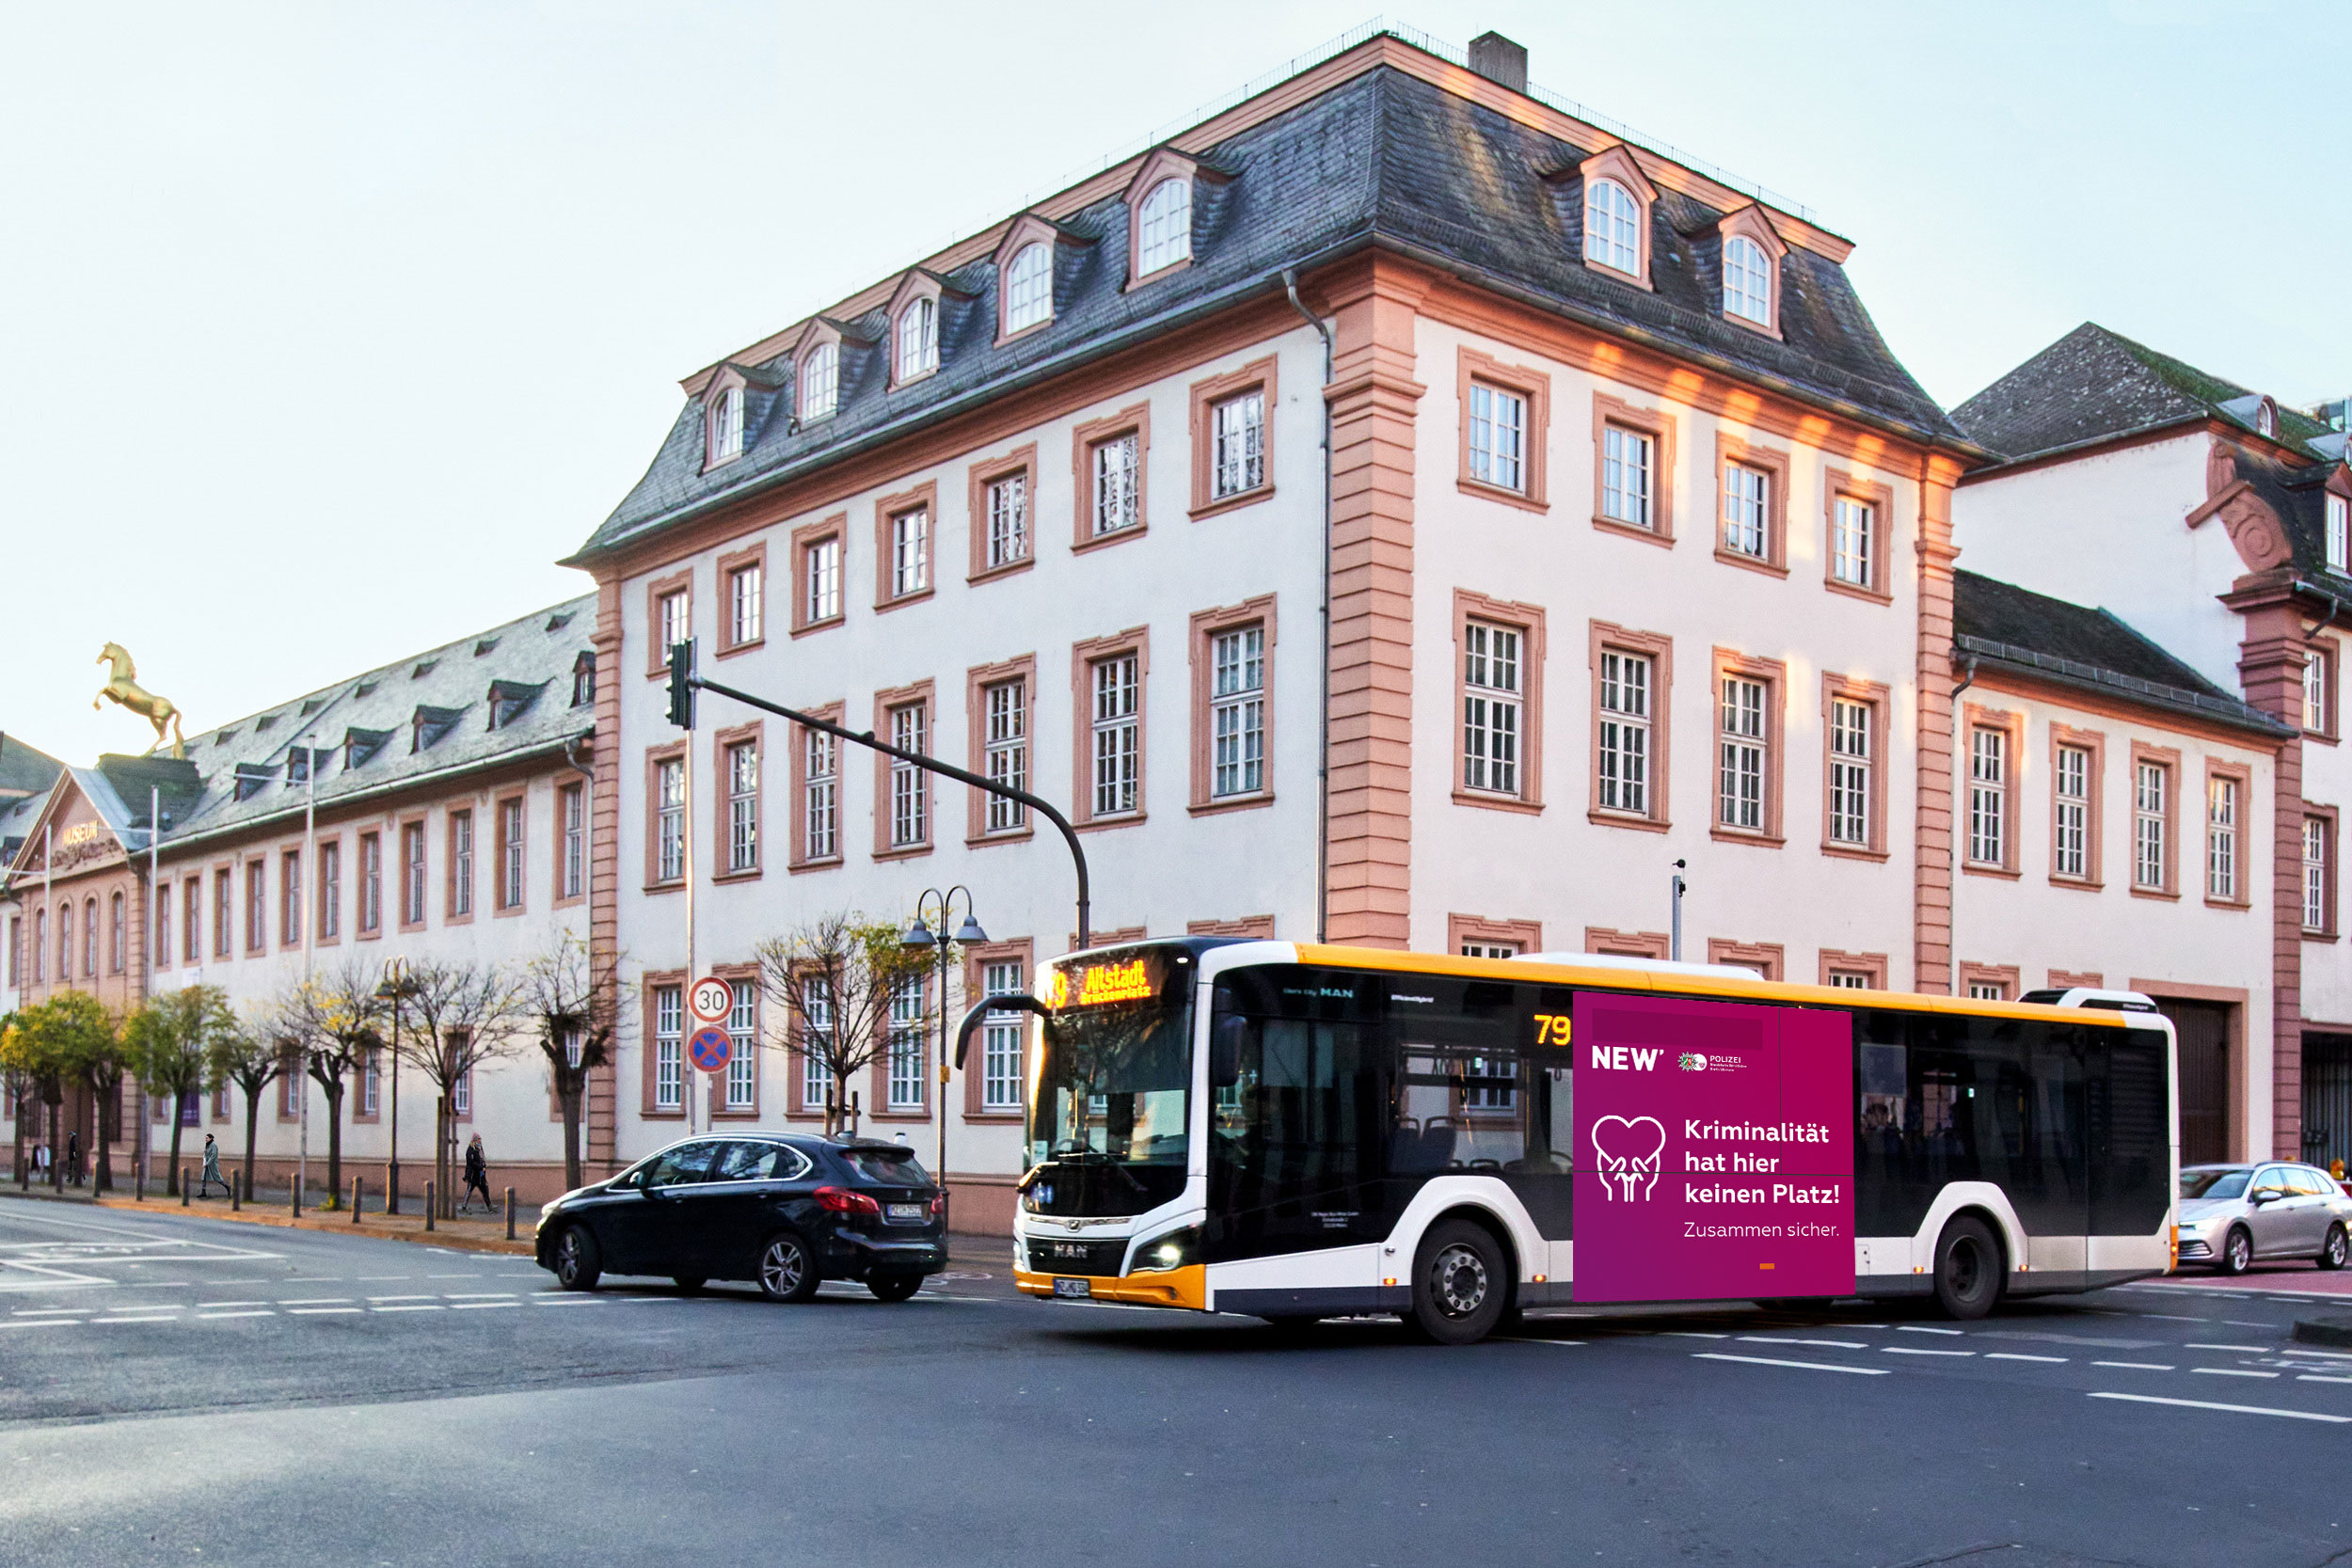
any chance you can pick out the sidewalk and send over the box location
[3,1179,539,1255]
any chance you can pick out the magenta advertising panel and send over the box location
[1570,992,1854,1303]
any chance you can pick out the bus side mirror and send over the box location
[1210,1016,1250,1087]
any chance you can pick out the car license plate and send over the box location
[1053,1277,1092,1299]
[885,1202,925,1223]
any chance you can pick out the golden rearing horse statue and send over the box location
[95,643,185,759]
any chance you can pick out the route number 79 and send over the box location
[1533,1013,1571,1047]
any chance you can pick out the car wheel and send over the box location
[2219,1226,2254,1276]
[1406,1218,1508,1346]
[2321,1224,2348,1271]
[1932,1215,2002,1321]
[551,1226,601,1292]
[866,1273,922,1303]
[672,1275,706,1294]
[755,1233,820,1304]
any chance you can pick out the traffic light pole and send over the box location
[669,645,1090,949]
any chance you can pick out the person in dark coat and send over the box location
[198,1134,231,1199]
[66,1131,81,1186]
[461,1133,492,1214]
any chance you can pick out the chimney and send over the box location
[1468,31,1528,94]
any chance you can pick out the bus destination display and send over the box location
[1570,992,1854,1302]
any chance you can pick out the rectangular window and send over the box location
[1723,463,1768,558]
[243,861,264,952]
[656,758,685,881]
[361,1052,379,1118]
[318,841,340,940]
[283,1067,301,1118]
[1831,497,1874,589]
[2207,775,2239,901]
[1090,655,1140,816]
[1601,425,1653,529]
[154,886,170,969]
[402,823,426,926]
[1211,390,1265,499]
[1827,698,1871,846]
[1826,972,1868,990]
[560,785,585,901]
[358,832,381,933]
[726,980,757,1110]
[498,799,524,911]
[1468,383,1526,493]
[986,474,1029,569]
[2308,817,2331,932]
[2054,744,2090,879]
[2331,493,2348,573]
[183,878,201,962]
[1719,677,1768,831]
[1462,623,1522,797]
[803,730,837,861]
[729,562,763,646]
[658,590,689,655]
[280,850,301,946]
[726,740,759,873]
[889,703,928,847]
[449,811,473,917]
[1596,649,1650,816]
[890,507,930,599]
[801,977,834,1111]
[806,537,841,624]
[1091,433,1139,536]
[1966,982,2006,1002]
[215,869,231,957]
[653,985,682,1112]
[1965,728,2009,866]
[1210,626,1265,799]
[980,958,1025,1111]
[2308,643,2332,734]
[886,977,925,1110]
[2134,760,2169,891]
[983,679,1027,832]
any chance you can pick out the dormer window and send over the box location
[571,652,596,707]
[708,386,744,464]
[1005,244,1052,333]
[896,296,937,382]
[1585,180,1639,273]
[1724,237,1771,325]
[801,343,838,422]
[1136,178,1191,276]
[2258,398,2278,438]
[2329,493,2348,572]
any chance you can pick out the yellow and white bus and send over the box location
[1007,938,2175,1344]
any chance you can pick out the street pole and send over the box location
[297,736,314,1208]
[904,888,983,1235]
[380,958,405,1215]
[1670,860,1687,963]
[139,784,158,1193]
[684,730,698,1138]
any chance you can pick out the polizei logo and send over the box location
[1678,1053,1708,1071]
[1591,1115,1665,1202]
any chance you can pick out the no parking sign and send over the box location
[687,1026,733,1073]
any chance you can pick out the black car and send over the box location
[533,1133,946,1302]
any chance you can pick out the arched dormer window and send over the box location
[2258,397,2278,438]
[896,295,937,382]
[801,341,838,422]
[707,386,743,465]
[1585,179,1639,274]
[1724,237,1771,325]
[1004,244,1052,333]
[1136,178,1191,276]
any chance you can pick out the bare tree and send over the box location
[206,1011,286,1197]
[517,933,631,1192]
[272,959,389,1209]
[392,958,528,1216]
[754,913,937,1136]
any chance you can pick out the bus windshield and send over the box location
[1025,950,1192,1217]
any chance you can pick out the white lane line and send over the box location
[1895,1325,1964,1336]
[2093,1361,2175,1371]
[1883,1347,1973,1357]
[1661,1331,1730,1339]
[1694,1353,1888,1376]
[370,1305,443,1313]
[2193,1368,2280,1379]
[1739,1337,1867,1350]
[450,1300,518,1310]
[2185,1343,2274,1353]
[528,1296,601,1306]
[441,1292,518,1300]
[1986,1353,2069,1364]
[286,1307,361,1316]
[2090,1391,2351,1423]
[2297,1374,2352,1385]
[2224,1321,2275,1327]
[197,1302,269,1310]
[195,1310,273,1320]
[366,1295,437,1303]
[11,1308,87,1317]
[427,1274,483,1279]
[0,1319,74,1329]
[2131,1313,2207,1323]
[1491,1336,1585,1346]
[92,1314,183,1324]
[355,1275,412,1282]
[278,1298,352,1307]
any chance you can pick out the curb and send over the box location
[86,1197,541,1256]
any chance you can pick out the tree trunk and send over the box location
[166,1104,186,1197]
[9,1085,23,1184]
[94,1076,117,1194]
[46,1096,61,1191]
[242,1085,262,1196]
[322,1082,344,1208]
[436,1097,451,1219]
[558,1073,582,1192]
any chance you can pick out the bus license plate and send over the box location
[885,1203,926,1223]
[1053,1277,1092,1299]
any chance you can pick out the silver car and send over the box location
[2177,1163,2352,1275]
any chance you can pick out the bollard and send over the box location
[424,1180,436,1232]
[385,1163,397,1218]
[351,1175,363,1223]
[292,1173,301,1219]
[135,1160,144,1203]
[504,1186,516,1241]
[231,1169,242,1211]
[182,1167,190,1207]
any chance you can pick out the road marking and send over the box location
[1661,1331,1729,1339]
[2093,1361,2174,1370]
[11,1307,87,1316]
[1986,1353,2068,1363]
[2130,1313,2206,1323]
[1895,1324,1964,1336]
[450,1300,518,1310]
[0,1319,73,1330]
[1883,1347,1973,1357]
[2193,1368,2280,1379]
[2090,1391,2351,1423]
[197,1302,269,1309]
[92,1314,182,1324]
[2185,1343,2274,1353]
[287,1307,360,1316]
[366,1295,437,1303]
[2224,1320,2273,1327]
[370,1305,443,1313]
[279,1298,351,1307]
[428,1273,484,1279]
[1491,1336,1585,1346]
[2297,1374,2352,1385]
[1738,1337,1867,1350]
[441,1292,516,1300]
[355,1275,412,1282]
[530,1296,601,1306]
[1693,1353,1888,1376]
[195,1310,272,1320]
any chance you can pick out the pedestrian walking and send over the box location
[461,1133,492,1214]
[197,1133,231,1199]
[30,1143,48,1178]
[66,1131,82,1187]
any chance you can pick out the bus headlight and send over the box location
[1132,1226,1200,1275]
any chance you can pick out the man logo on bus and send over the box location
[1591,1115,1665,1202]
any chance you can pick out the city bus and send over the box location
[1007,937,2176,1344]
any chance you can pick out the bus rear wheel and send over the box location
[1932,1216,2002,1320]
[1406,1219,1507,1346]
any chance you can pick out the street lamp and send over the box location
[374,958,414,1215]
[903,887,986,1233]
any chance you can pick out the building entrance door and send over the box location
[2159,1001,2232,1165]
[2302,1034,2352,1172]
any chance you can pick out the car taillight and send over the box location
[815,1185,882,1216]
[930,1194,946,1220]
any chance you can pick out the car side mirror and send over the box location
[1210,1016,1251,1087]
[2252,1190,2283,1205]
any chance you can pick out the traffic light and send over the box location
[665,639,696,729]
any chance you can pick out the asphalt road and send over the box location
[2,1197,2349,1568]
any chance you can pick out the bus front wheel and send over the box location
[1406,1218,1508,1345]
[1932,1215,2002,1320]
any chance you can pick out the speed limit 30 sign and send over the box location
[689,976,733,1024]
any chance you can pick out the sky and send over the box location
[4,0,2346,764]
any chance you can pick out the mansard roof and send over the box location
[572,51,1966,566]
[1954,323,2336,464]
[1952,569,2291,738]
